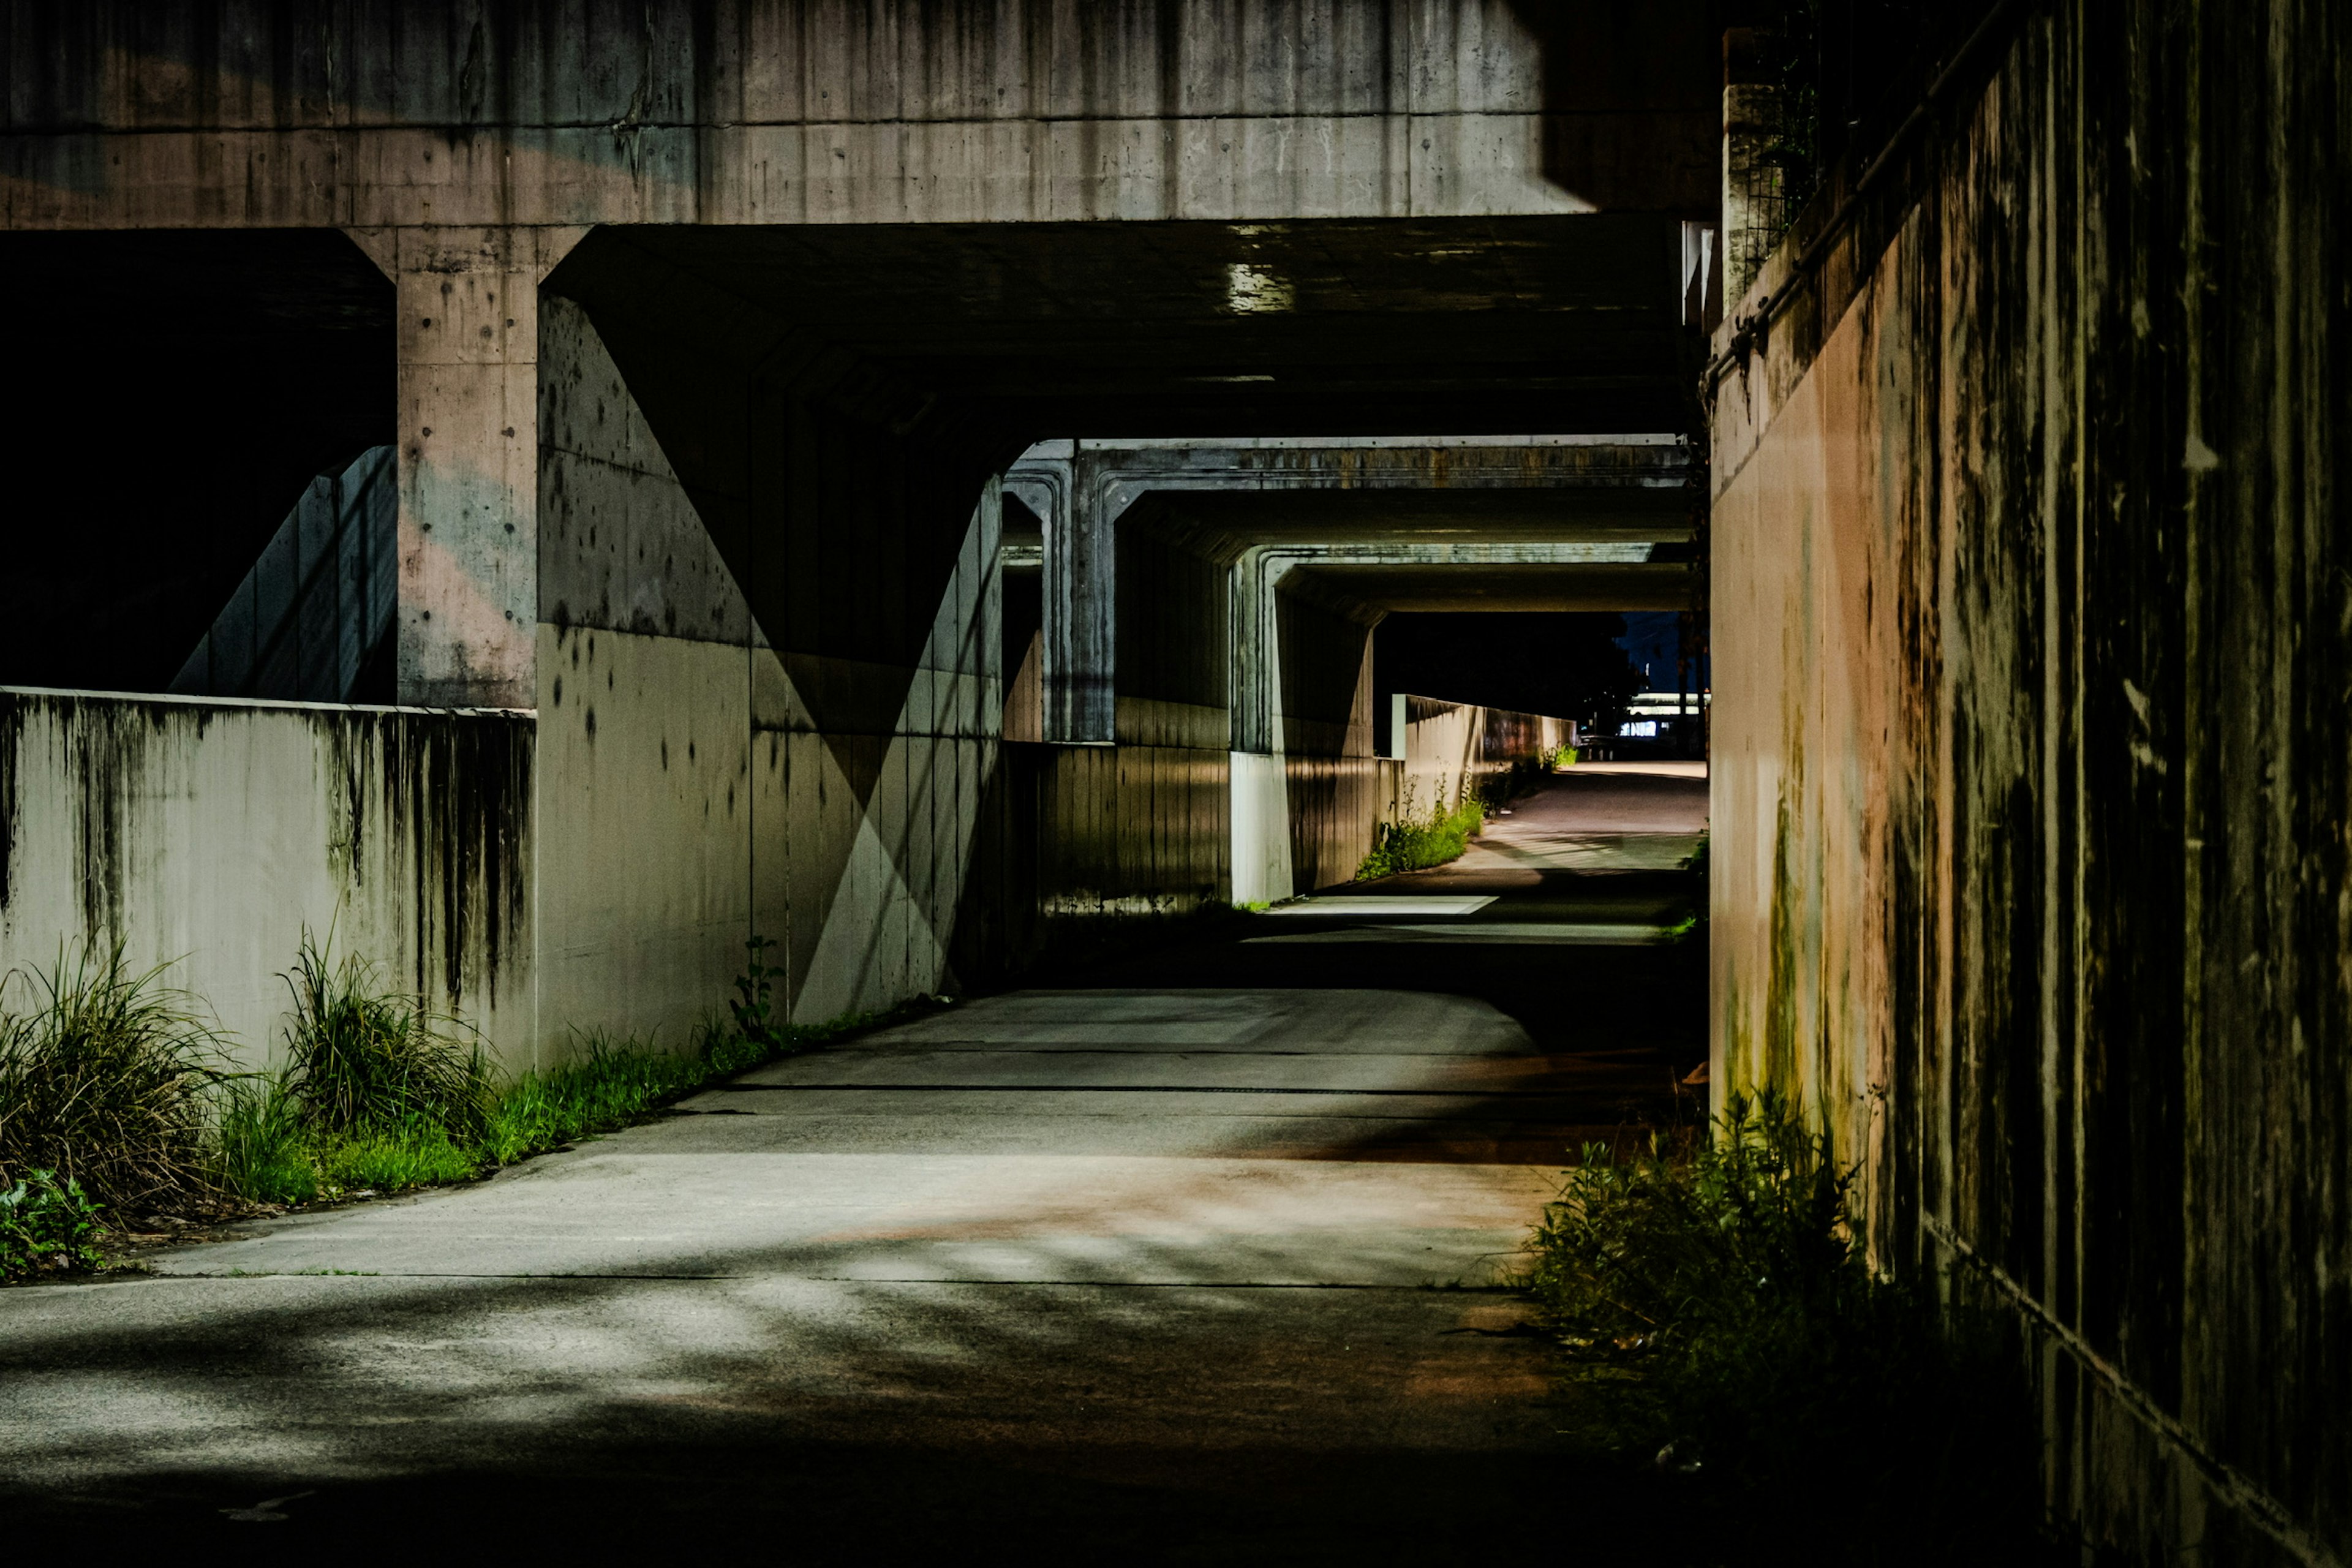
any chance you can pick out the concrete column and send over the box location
[349,226,585,709]
[1227,545,1289,756]
[1226,544,1292,904]
[1010,441,1120,745]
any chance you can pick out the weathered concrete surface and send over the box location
[534,293,1007,1037]
[0,689,532,1074]
[0,970,1670,1551]
[356,224,585,709]
[1708,1,2352,1559]
[0,1,1720,230]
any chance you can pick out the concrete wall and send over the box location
[1396,694,1567,821]
[0,1,1717,230]
[0,690,531,1076]
[536,292,1005,1040]
[1709,2,2350,1560]
[534,293,755,1049]
[1277,584,1386,894]
[0,288,1015,1077]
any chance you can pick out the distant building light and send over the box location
[1619,720,1659,738]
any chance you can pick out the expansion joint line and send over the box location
[1921,1214,2338,1568]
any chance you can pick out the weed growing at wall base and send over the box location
[0,934,934,1253]
[1355,797,1487,880]
[213,1076,318,1205]
[0,1169,105,1280]
[281,934,490,1142]
[1525,1095,2063,1566]
[198,932,925,1209]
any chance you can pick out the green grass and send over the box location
[1524,1095,2059,1565]
[477,1028,733,1164]
[312,1119,480,1191]
[213,1076,320,1205]
[1355,796,1488,880]
[209,1001,917,1208]
[0,933,938,1265]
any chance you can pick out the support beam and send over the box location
[1017,435,1701,747]
[350,225,585,710]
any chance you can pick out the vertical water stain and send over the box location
[0,693,21,913]
[320,706,533,1011]
[381,711,534,1009]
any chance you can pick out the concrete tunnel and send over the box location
[0,2,2344,1561]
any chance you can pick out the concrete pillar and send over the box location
[349,225,585,709]
[1227,545,1289,756]
[1009,441,1119,745]
[1226,545,1292,903]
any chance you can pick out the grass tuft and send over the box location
[212,1076,320,1206]
[280,932,489,1142]
[0,944,225,1213]
[1525,1094,2059,1564]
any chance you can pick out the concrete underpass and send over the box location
[1,4,2346,1562]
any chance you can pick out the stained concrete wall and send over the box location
[536,292,1005,1040]
[0,1,1718,230]
[1709,2,2351,1560]
[535,293,755,1049]
[0,690,532,1076]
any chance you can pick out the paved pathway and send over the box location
[2,768,1706,1555]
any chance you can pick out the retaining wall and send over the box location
[1709,2,2350,1559]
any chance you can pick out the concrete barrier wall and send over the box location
[1708,2,2350,1559]
[1030,743,1230,924]
[0,690,533,1076]
[1396,694,1569,821]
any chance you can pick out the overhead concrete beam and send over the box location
[1014,435,1702,744]
[0,2,1721,232]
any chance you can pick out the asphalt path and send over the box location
[1,767,1708,1557]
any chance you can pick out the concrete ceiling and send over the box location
[555,214,1699,442]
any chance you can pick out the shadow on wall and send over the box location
[1502,1,1722,214]
[170,447,400,706]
